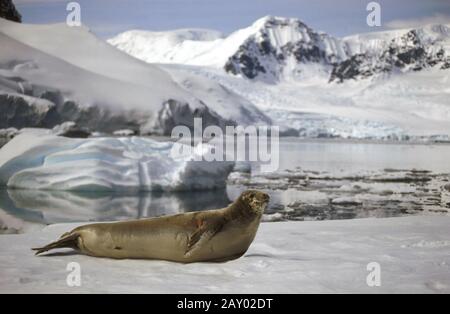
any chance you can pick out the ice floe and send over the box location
[1,216,449,293]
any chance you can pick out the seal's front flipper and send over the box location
[32,232,79,255]
[185,220,223,258]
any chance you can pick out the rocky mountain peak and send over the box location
[330,25,450,82]
[224,16,348,82]
[0,0,21,23]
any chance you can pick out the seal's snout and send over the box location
[260,192,270,208]
[240,190,270,214]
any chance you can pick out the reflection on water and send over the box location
[227,170,450,221]
[233,139,450,221]
[0,188,231,233]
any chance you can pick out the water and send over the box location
[274,138,450,173]
[1,138,450,233]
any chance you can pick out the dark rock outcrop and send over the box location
[0,0,21,23]
[152,99,235,136]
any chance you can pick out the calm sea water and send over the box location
[1,138,450,233]
[274,139,450,173]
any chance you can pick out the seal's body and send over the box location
[33,190,269,263]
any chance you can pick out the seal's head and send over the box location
[239,190,270,215]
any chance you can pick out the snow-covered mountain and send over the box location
[0,18,270,134]
[223,17,348,83]
[109,28,224,65]
[110,16,450,84]
[109,16,349,83]
[332,24,450,82]
[109,16,450,139]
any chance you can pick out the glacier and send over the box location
[0,132,234,191]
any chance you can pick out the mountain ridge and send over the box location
[109,16,450,83]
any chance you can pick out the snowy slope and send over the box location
[159,64,450,138]
[0,19,193,98]
[0,18,270,134]
[107,18,273,67]
[109,28,224,65]
[1,216,450,293]
[164,65,271,127]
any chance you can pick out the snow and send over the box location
[0,132,234,191]
[159,64,450,138]
[164,66,271,126]
[0,19,188,93]
[51,122,78,135]
[0,216,449,293]
[0,19,195,109]
[0,18,269,134]
[108,18,264,67]
[108,28,224,65]
[113,129,135,136]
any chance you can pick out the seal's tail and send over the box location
[32,232,80,255]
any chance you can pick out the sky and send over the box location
[14,0,450,38]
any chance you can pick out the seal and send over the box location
[32,190,270,263]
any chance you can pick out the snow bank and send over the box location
[0,133,234,191]
[0,216,449,293]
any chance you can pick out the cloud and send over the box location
[386,13,450,29]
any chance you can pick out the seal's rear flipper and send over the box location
[32,233,79,255]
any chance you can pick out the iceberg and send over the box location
[0,133,234,192]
